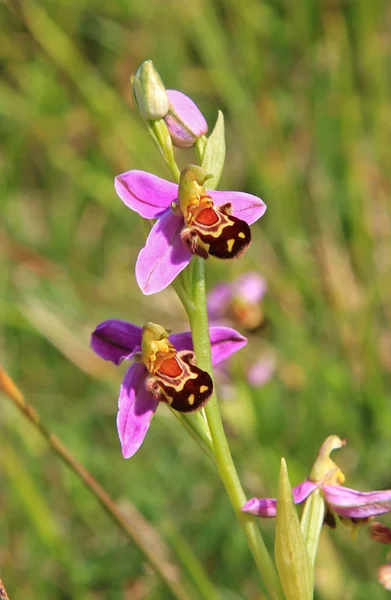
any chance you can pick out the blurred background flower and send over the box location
[207,272,276,396]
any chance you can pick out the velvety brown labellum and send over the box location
[144,350,213,412]
[181,203,251,260]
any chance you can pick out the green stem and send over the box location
[185,258,283,600]
[170,408,214,461]
[149,119,180,183]
[194,135,207,164]
[171,277,195,315]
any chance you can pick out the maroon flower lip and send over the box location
[114,169,266,295]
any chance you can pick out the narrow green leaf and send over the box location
[300,488,325,568]
[275,459,313,600]
[201,111,226,190]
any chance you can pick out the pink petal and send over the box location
[294,480,318,503]
[242,497,278,518]
[242,480,317,518]
[91,320,142,365]
[165,90,208,148]
[114,171,178,218]
[117,363,158,459]
[169,326,247,365]
[209,189,266,225]
[323,485,391,519]
[135,209,192,295]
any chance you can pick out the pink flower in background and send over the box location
[247,356,276,387]
[207,272,275,388]
[207,272,267,330]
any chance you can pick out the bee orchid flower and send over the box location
[91,320,246,458]
[243,436,391,527]
[115,165,266,294]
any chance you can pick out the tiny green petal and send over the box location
[275,459,313,600]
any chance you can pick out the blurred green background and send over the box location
[1,0,391,598]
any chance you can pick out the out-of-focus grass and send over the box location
[1,0,391,598]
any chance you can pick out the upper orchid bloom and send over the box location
[115,165,266,295]
[207,271,267,330]
[164,90,208,148]
[91,319,246,458]
[243,436,391,527]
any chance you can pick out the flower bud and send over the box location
[132,61,170,120]
[164,90,208,148]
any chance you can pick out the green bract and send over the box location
[275,459,313,600]
[201,111,226,190]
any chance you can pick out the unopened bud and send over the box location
[164,90,208,148]
[132,60,170,120]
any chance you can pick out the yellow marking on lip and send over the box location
[227,239,235,252]
[188,394,195,405]
[200,385,208,393]
[238,232,246,239]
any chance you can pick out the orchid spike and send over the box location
[115,165,266,294]
[91,319,246,457]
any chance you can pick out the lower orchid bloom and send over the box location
[91,320,246,458]
[243,436,391,528]
[114,164,266,294]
